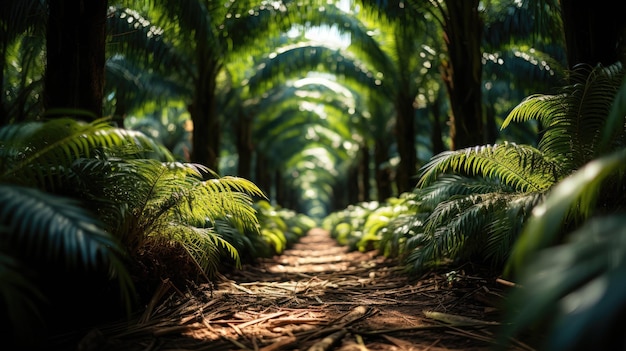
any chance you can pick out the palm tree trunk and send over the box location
[235,112,253,179]
[374,139,393,201]
[359,143,371,202]
[274,169,284,207]
[45,0,107,120]
[0,51,7,125]
[347,163,360,204]
[441,0,484,150]
[255,152,272,198]
[560,0,626,69]
[430,92,446,155]
[190,57,220,172]
[395,94,417,193]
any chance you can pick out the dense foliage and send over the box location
[3,0,626,350]
[0,118,316,347]
[325,63,626,350]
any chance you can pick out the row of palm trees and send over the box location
[2,0,567,216]
[3,1,626,349]
[0,116,317,348]
[324,60,626,351]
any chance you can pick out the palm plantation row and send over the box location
[2,0,626,350]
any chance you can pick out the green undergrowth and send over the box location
[0,117,316,349]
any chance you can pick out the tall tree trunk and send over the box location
[395,94,417,193]
[484,103,498,145]
[374,139,393,201]
[235,112,253,179]
[359,143,371,202]
[560,0,626,69]
[45,0,107,120]
[0,50,7,125]
[347,163,360,205]
[332,180,348,212]
[190,57,220,172]
[430,92,446,155]
[441,0,483,150]
[274,169,284,207]
[255,152,272,199]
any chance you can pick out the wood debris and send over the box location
[79,228,533,351]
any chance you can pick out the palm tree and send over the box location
[0,0,47,124]
[45,0,108,119]
[251,91,355,215]
[499,70,626,349]
[401,63,624,274]
[108,0,361,172]
[359,0,565,150]
[239,74,368,203]
[0,117,264,346]
[560,0,626,68]
[241,40,386,196]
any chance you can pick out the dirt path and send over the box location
[82,228,533,351]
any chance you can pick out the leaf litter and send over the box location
[77,228,533,351]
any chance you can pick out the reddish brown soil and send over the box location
[77,229,534,351]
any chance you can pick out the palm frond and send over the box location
[418,142,561,192]
[245,43,388,98]
[107,7,188,70]
[406,189,542,274]
[0,118,173,187]
[0,184,134,312]
[482,192,544,264]
[0,0,46,48]
[162,225,240,277]
[500,215,626,351]
[507,147,626,275]
[0,185,128,273]
[261,227,288,255]
[357,204,397,252]
[417,175,513,210]
[111,160,264,277]
[212,218,257,261]
[379,212,427,259]
[502,63,624,167]
[599,73,626,153]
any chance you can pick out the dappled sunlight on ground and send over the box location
[81,228,530,351]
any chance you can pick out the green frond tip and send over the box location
[180,226,242,274]
[418,143,560,192]
[205,176,267,199]
[501,93,563,130]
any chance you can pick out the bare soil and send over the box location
[76,228,534,351]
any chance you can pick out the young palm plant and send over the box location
[0,117,264,346]
[498,66,626,351]
[402,62,625,275]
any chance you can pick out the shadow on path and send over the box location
[80,228,532,351]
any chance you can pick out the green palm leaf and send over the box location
[0,185,129,274]
[0,118,173,187]
[246,44,386,97]
[406,174,543,273]
[500,215,626,351]
[502,63,624,167]
[107,7,188,70]
[162,225,240,276]
[507,147,626,275]
[418,142,561,192]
